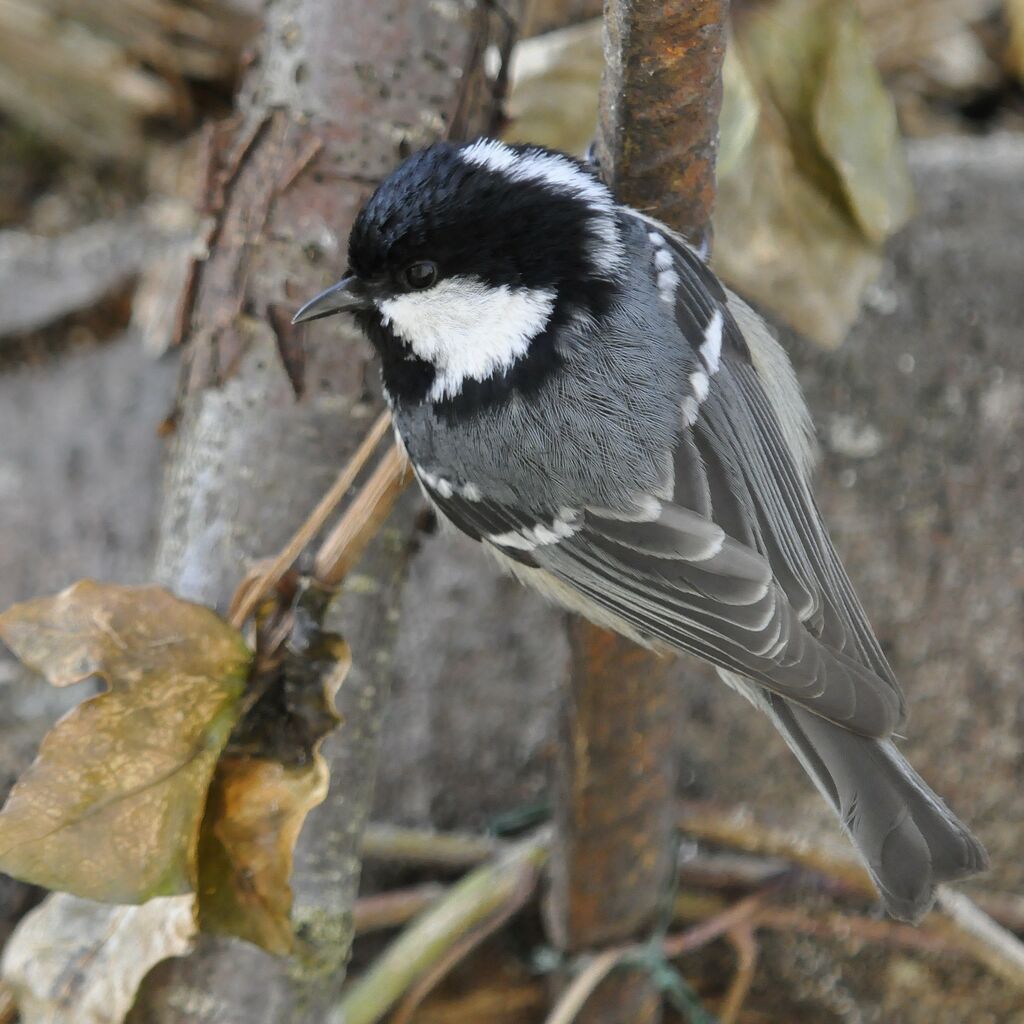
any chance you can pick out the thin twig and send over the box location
[314,443,411,585]
[329,832,550,1024]
[937,888,1024,990]
[543,948,629,1024]
[353,884,447,936]
[0,982,16,1024]
[677,803,1024,988]
[389,864,538,1024]
[719,925,758,1024]
[359,824,505,870]
[677,802,876,898]
[227,410,391,627]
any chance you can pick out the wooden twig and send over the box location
[677,803,1024,989]
[677,802,877,898]
[663,889,770,959]
[227,410,392,627]
[329,832,550,1024]
[0,982,16,1024]
[360,823,505,870]
[543,948,630,1024]
[353,884,448,935]
[389,865,538,1024]
[936,888,1024,990]
[719,925,758,1024]
[314,444,412,586]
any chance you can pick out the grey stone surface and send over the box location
[0,330,177,763]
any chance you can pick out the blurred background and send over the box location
[0,0,1023,1020]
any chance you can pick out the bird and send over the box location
[292,138,987,921]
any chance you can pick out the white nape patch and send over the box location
[689,370,709,402]
[459,139,624,272]
[488,511,580,552]
[379,277,556,402]
[681,396,701,426]
[700,310,723,373]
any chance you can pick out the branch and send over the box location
[330,832,550,1024]
[546,4,729,1020]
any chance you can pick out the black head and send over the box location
[293,139,624,412]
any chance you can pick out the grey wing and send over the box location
[417,221,906,738]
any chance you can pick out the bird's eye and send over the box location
[403,261,438,290]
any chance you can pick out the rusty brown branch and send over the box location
[596,0,728,242]
[546,3,729,1021]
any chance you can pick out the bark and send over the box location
[544,3,728,1022]
[128,1,519,1020]
[0,0,257,161]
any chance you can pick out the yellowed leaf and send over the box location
[0,581,250,903]
[500,2,913,348]
[195,616,348,953]
[815,2,915,242]
[714,0,912,346]
[197,757,329,954]
[1009,0,1024,82]
[1,892,196,1024]
[503,20,604,157]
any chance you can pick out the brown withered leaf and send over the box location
[1009,0,1024,82]
[0,581,251,904]
[196,588,348,953]
[714,0,914,347]
[502,20,604,157]
[197,757,329,954]
[501,4,912,348]
[1,892,196,1024]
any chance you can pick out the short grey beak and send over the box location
[291,274,371,325]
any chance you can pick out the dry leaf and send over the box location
[856,0,1001,97]
[196,594,348,953]
[197,757,329,954]
[1009,0,1024,81]
[0,892,195,1024]
[502,20,604,157]
[714,0,913,346]
[0,581,251,903]
[502,3,913,348]
[815,4,915,243]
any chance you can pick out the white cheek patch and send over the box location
[379,277,556,402]
[459,139,624,274]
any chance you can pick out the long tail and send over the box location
[721,672,988,921]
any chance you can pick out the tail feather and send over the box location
[771,697,988,921]
[718,670,987,921]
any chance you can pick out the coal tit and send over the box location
[294,138,986,920]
